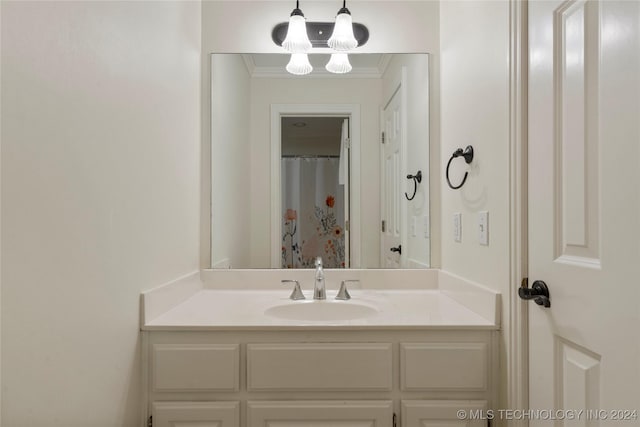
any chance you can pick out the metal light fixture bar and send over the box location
[272,21,369,49]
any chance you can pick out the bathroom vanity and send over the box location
[141,269,500,427]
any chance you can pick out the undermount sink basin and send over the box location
[264,300,379,321]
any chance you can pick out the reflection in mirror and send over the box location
[282,117,348,269]
[211,53,430,269]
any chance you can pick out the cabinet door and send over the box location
[248,400,393,427]
[152,401,239,427]
[402,401,487,427]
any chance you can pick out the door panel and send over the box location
[553,0,601,266]
[382,87,403,268]
[528,0,639,422]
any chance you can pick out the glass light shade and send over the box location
[327,12,358,51]
[325,53,352,74]
[282,15,312,53]
[286,53,313,75]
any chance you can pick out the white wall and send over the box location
[382,54,431,268]
[439,0,511,415]
[202,1,440,54]
[1,2,201,425]
[200,0,440,267]
[211,55,251,268]
[249,77,382,268]
[0,3,3,422]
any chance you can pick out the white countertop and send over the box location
[143,288,497,331]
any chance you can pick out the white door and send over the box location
[528,0,639,423]
[381,86,404,268]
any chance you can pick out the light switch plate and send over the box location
[453,213,462,242]
[478,211,489,245]
[411,216,417,237]
[423,215,430,239]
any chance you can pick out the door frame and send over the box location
[270,104,362,268]
[507,0,529,424]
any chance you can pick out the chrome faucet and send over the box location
[313,256,326,300]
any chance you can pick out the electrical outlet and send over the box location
[478,211,489,245]
[453,213,462,242]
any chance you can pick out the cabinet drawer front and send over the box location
[247,343,392,391]
[153,344,239,392]
[248,400,393,427]
[152,401,240,427]
[402,400,487,427]
[401,343,487,391]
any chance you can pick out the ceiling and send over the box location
[281,117,345,156]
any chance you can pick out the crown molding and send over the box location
[241,54,256,75]
[249,65,383,79]
[377,54,393,76]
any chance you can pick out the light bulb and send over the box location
[327,7,358,51]
[286,53,313,75]
[326,53,352,74]
[282,12,312,53]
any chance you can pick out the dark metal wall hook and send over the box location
[405,170,422,201]
[446,145,474,190]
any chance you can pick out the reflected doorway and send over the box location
[280,116,350,268]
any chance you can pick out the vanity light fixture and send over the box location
[272,21,369,50]
[286,53,313,75]
[272,0,368,75]
[282,0,312,53]
[327,0,359,51]
[325,53,352,74]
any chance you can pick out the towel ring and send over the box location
[405,170,422,201]
[446,146,474,190]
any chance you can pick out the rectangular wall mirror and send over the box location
[211,53,430,269]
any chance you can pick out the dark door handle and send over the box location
[518,280,551,308]
[390,245,402,255]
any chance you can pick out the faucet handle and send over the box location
[336,280,359,300]
[315,256,323,267]
[281,280,305,300]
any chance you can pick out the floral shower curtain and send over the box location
[281,157,345,268]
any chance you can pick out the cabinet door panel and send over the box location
[401,343,487,391]
[247,401,393,427]
[247,343,392,391]
[402,400,487,427]
[152,401,239,427]
[153,344,239,392]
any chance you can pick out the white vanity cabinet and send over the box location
[151,401,239,427]
[402,400,488,427]
[247,401,393,426]
[142,329,498,427]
